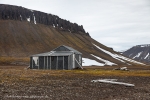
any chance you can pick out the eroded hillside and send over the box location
[0,4,146,66]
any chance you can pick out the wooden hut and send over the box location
[30,45,82,70]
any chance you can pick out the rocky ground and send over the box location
[0,66,150,100]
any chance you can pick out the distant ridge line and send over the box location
[135,44,150,47]
[0,4,89,36]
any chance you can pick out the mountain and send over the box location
[123,44,150,64]
[0,4,145,66]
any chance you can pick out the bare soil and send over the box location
[0,66,150,100]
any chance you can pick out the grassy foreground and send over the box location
[0,66,150,80]
[0,66,150,83]
[0,66,150,100]
[0,66,150,78]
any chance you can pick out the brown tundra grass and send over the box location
[0,65,150,100]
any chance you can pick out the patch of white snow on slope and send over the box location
[91,54,117,66]
[33,13,36,24]
[27,16,30,22]
[144,53,149,59]
[20,15,22,21]
[132,51,143,59]
[92,43,146,65]
[82,58,104,66]
[53,24,55,28]
[92,43,125,63]
[118,55,145,65]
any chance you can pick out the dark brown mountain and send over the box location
[0,4,146,66]
[123,44,150,64]
[0,4,87,34]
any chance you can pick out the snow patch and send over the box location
[53,24,55,28]
[82,58,104,66]
[127,63,131,65]
[20,15,22,20]
[141,45,145,47]
[68,29,71,33]
[139,44,150,47]
[121,55,145,65]
[144,53,149,59]
[132,51,143,59]
[92,43,145,65]
[91,54,117,66]
[92,43,125,63]
[33,15,36,24]
[27,16,30,22]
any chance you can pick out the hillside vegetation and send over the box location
[0,20,123,65]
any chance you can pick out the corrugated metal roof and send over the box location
[53,45,82,54]
[62,45,81,54]
[31,45,82,57]
[50,52,73,56]
[31,51,73,57]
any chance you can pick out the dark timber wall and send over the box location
[30,56,70,70]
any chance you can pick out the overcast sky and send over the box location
[1,0,150,51]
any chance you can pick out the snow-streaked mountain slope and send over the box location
[82,43,146,66]
[83,43,145,66]
[123,44,150,64]
[0,4,146,66]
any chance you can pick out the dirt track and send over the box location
[0,66,150,100]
